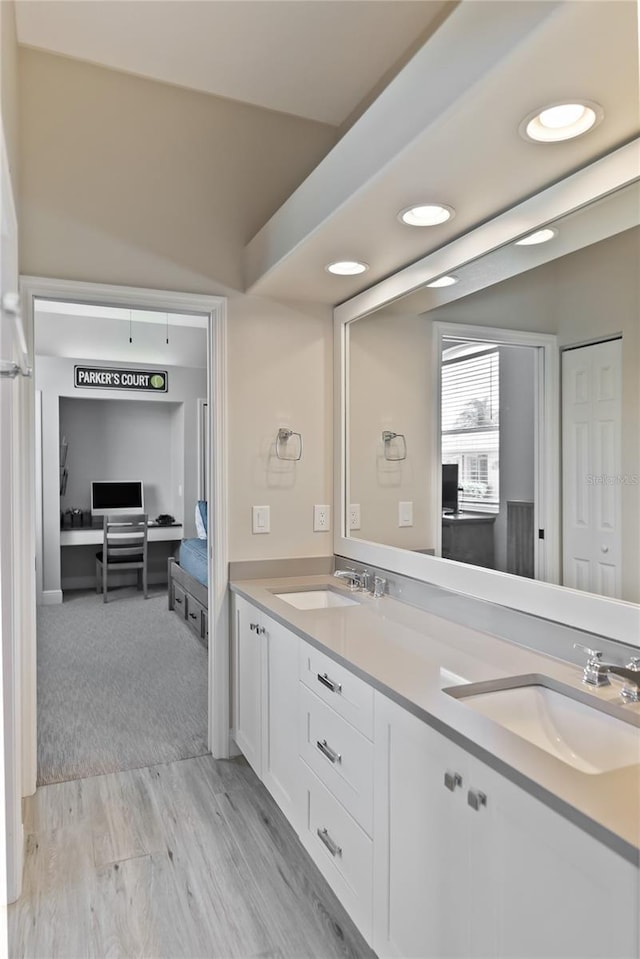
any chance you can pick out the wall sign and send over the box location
[74,366,168,392]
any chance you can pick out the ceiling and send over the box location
[16,1,640,306]
[14,0,450,126]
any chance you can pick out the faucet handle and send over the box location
[625,657,640,671]
[573,643,603,663]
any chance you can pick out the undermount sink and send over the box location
[446,676,640,775]
[273,588,360,610]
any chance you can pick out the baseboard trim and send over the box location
[62,573,168,591]
[41,590,63,606]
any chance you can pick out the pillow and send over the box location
[195,500,208,539]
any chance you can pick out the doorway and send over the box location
[20,277,228,800]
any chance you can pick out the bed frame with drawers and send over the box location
[167,556,208,647]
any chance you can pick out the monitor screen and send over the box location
[442,464,459,513]
[91,481,144,517]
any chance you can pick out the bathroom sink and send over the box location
[273,588,360,610]
[446,676,640,774]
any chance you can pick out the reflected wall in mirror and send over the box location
[346,186,639,604]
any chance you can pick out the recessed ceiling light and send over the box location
[426,275,458,288]
[520,101,603,142]
[515,227,558,246]
[325,260,369,276]
[398,204,455,227]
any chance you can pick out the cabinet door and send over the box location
[261,613,300,828]
[373,693,471,959]
[233,595,263,777]
[472,756,640,959]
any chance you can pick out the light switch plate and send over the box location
[399,501,413,527]
[252,505,270,534]
[349,503,361,530]
[314,504,331,532]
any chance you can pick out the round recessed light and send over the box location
[515,227,558,246]
[520,100,603,142]
[426,275,458,289]
[325,260,369,276]
[398,203,455,227]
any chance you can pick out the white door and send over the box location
[562,339,622,597]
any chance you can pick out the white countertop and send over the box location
[230,574,640,865]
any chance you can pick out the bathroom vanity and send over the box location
[230,574,639,959]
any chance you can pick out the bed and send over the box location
[168,502,208,646]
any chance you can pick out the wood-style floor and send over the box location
[9,754,375,959]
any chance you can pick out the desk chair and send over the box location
[96,514,148,603]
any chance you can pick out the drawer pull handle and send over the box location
[317,672,342,694]
[444,771,462,792]
[317,827,342,858]
[189,612,197,620]
[467,789,487,811]
[175,597,183,605]
[316,739,341,764]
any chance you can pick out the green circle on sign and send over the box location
[150,374,165,389]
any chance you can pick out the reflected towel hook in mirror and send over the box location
[276,428,303,461]
[382,431,407,461]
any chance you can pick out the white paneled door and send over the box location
[562,339,622,597]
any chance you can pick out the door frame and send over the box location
[432,322,560,584]
[20,275,230,802]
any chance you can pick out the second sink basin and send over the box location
[274,588,360,610]
[446,676,640,775]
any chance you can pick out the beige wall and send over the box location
[430,228,640,602]
[349,312,434,551]
[18,48,338,563]
[1,0,19,191]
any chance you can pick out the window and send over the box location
[441,345,499,511]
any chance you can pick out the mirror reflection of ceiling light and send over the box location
[426,275,458,288]
[399,203,455,226]
[515,227,558,246]
[325,260,369,275]
[520,101,603,142]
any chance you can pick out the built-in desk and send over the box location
[60,523,183,547]
[441,511,496,568]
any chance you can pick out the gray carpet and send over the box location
[37,587,209,785]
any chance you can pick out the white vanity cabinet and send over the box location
[232,595,300,826]
[373,691,639,959]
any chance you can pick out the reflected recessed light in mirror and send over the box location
[426,275,458,288]
[399,204,455,227]
[326,260,369,276]
[521,101,603,142]
[515,227,558,246]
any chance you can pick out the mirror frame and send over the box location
[334,140,640,646]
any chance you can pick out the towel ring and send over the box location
[382,431,407,461]
[276,428,303,461]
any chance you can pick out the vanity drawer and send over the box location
[299,641,374,739]
[299,684,374,835]
[172,582,187,618]
[300,763,373,943]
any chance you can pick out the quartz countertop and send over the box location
[230,574,640,865]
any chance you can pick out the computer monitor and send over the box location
[91,480,144,517]
[442,464,459,514]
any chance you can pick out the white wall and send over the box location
[348,311,433,550]
[19,48,336,565]
[37,356,207,598]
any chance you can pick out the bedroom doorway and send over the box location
[21,278,228,795]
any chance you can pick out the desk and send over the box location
[441,512,496,568]
[60,524,183,547]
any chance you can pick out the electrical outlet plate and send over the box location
[349,503,361,530]
[314,504,331,532]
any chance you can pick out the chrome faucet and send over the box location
[573,644,640,703]
[334,568,368,591]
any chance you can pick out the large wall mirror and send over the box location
[335,149,640,645]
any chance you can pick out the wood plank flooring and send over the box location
[9,754,376,959]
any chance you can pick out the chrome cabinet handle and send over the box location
[250,622,258,631]
[175,596,183,605]
[249,623,266,635]
[444,771,462,791]
[317,672,342,693]
[317,739,342,764]
[317,827,342,857]
[467,789,487,811]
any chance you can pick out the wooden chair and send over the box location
[95,514,148,603]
